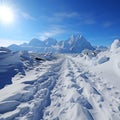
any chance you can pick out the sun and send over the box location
[0,5,14,25]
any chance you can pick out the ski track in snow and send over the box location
[43,56,120,120]
[0,55,120,120]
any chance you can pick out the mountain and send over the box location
[8,44,22,51]
[44,38,57,47]
[62,34,94,53]
[8,34,94,53]
[28,38,57,47]
[29,38,45,47]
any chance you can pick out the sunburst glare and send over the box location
[0,5,14,25]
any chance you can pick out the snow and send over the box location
[98,56,110,64]
[8,34,94,53]
[0,40,120,120]
[0,101,20,114]
[110,39,120,52]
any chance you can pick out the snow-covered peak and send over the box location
[69,34,84,42]
[68,34,89,46]
[45,37,56,42]
[28,38,57,47]
[110,39,120,52]
[66,34,94,52]
[70,33,83,39]
[29,38,41,44]
[29,38,45,47]
[29,38,41,43]
[44,38,57,47]
[8,34,94,53]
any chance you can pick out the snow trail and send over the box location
[43,57,94,120]
[43,55,120,120]
[0,55,120,120]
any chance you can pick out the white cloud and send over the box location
[38,26,66,40]
[20,11,36,21]
[45,12,80,22]
[54,12,80,18]
[45,12,96,26]
[0,39,26,47]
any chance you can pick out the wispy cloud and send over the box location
[43,12,80,22]
[54,12,80,18]
[19,11,36,21]
[79,13,97,25]
[43,11,96,25]
[38,25,66,40]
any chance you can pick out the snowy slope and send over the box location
[0,48,54,89]
[0,40,120,120]
[0,47,23,89]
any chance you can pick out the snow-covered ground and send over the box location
[0,40,120,120]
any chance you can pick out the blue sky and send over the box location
[0,0,120,46]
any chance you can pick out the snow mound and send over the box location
[110,39,120,52]
[111,51,120,78]
[0,48,55,89]
[0,48,23,89]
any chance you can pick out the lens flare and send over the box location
[0,5,14,24]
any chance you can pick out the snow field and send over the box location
[43,55,120,120]
[0,40,120,120]
[0,57,63,120]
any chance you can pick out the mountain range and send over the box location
[8,34,94,53]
